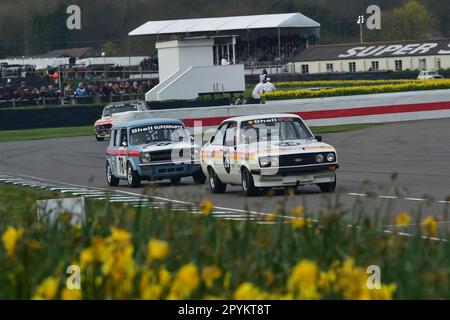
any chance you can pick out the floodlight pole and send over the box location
[360,23,363,44]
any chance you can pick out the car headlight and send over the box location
[140,152,151,164]
[327,153,336,162]
[316,154,324,163]
[259,157,271,168]
[271,157,279,167]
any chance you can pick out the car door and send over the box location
[222,122,240,184]
[209,122,229,179]
[116,128,129,178]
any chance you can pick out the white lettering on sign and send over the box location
[366,5,381,30]
[338,42,448,58]
[66,5,81,30]
[410,43,438,54]
[338,47,366,58]
[392,44,421,55]
[374,45,404,56]
[439,44,450,55]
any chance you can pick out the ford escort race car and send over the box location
[201,114,339,196]
[95,100,150,142]
[106,118,206,188]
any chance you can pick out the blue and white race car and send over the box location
[106,118,206,188]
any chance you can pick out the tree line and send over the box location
[0,0,448,58]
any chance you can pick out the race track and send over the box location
[1,118,450,224]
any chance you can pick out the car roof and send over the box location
[224,114,301,123]
[125,118,184,128]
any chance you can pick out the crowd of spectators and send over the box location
[235,34,318,65]
[0,80,157,104]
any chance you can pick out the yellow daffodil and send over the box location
[202,266,222,288]
[421,216,438,237]
[234,282,267,300]
[291,206,305,216]
[169,263,200,299]
[147,239,169,262]
[33,277,59,300]
[2,226,24,257]
[291,217,306,229]
[288,260,320,300]
[61,288,83,300]
[395,212,411,226]
[200,200,214,216]
[264,214,277,222]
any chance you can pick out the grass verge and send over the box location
[0,183,449,300]
[0,126,93,143]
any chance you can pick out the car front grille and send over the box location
[279,153,336,167]
[149,149,190,163]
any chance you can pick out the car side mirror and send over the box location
[315,136,323,142]
[210,136,215,143]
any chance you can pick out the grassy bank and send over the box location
[0,184,449,300]
[0,126,93,143]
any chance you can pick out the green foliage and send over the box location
[0,184,449,299]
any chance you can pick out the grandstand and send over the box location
[129,13,320,65]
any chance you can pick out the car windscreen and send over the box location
[103,103,139,117]
[130,124,190,145]
[240,117,313,144]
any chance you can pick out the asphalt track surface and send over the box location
[1,118,450,226]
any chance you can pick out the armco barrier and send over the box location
[114,89,450,131]
[0,105,104,131]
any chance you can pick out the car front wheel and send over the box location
[127,163,141,188]
[208,168,226,194]
[242,168,258,197]
[106,162,119,187]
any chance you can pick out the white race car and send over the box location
[200,114,339,196]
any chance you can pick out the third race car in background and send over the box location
[94,100,150,141]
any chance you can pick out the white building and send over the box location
[291,39,450,74]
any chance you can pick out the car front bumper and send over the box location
[138,163,202,179]
[250,164,338,188]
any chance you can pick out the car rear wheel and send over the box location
[106,162,119,187]
[170,177,182,185]
[127,163,141,188]
[242,168,258,197]
[208,168,226,194]
[318,175,337,193]
[193,171,207,185]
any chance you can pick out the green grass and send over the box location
[0,126,93,143]
[0,183,449,300]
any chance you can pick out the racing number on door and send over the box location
[223,149,231,174]
[118,156,127,176]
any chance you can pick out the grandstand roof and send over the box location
[129,13,320,36]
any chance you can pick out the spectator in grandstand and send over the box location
[263,78,276,93]
[130,81,140,94]
[251,82,265,104]
[221,55,231,66]
[64,84,73,98]
[234,95,247,105]
[74,82,87,97]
